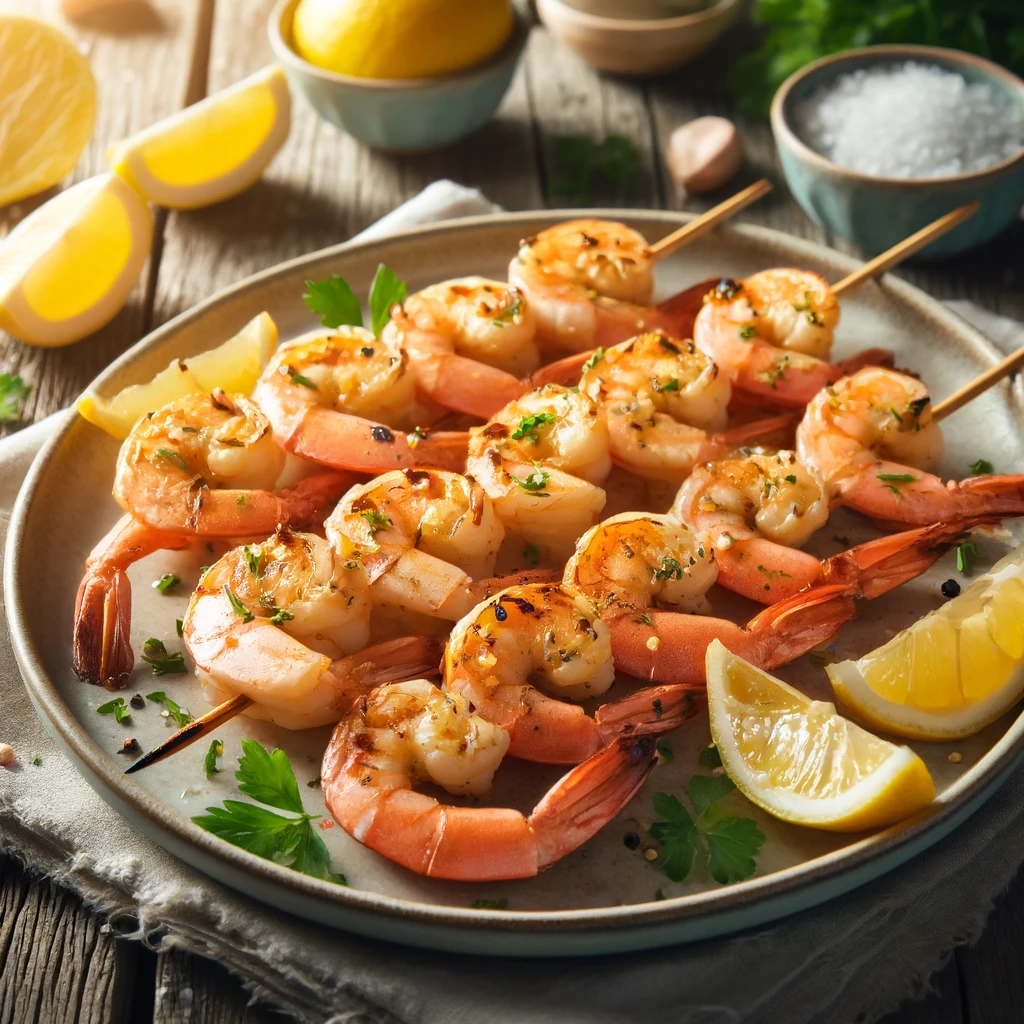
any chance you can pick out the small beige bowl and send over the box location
[536,0,742,75]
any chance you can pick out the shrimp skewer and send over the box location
[321,678,656,880]
[75,390,351,689]
[796,367,1024,526]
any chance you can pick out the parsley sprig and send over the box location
[510,463,550,494]
[970,458,994,475]
[193,739,346,885]
[205,739,224,777]
[96,697,132,723]
[0,374,30,422]
[302,264,408,337]
[141,638,188,677]
[147,689,192,726]
[649,774,764,885]
[511,412,555,443]
[957,540,982,575]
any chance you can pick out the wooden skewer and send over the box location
[124,694,252,775]
[647,178,773,261]
[832,202,980,297]
[932,345,1024,423]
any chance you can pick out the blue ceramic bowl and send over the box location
[268,0,529,153]
[771,45,1024,258]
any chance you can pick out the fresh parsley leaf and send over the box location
[511,412,555,443]
[653,556,683,582]
[970,458,994,475]
[0,374,30,421]
[155,447,189,472]
[269,608,294,626]
[235,737,304,813]
[492,291,523,326]
[656,741,674,764]
[523,543,541,566]
[738,325,757,339]
[223,585,254,623]
[659,378,680,393]
[649,775,764,885]
[205,738,224,777]
[957,540,981,575]
[96,697,131,723]
[236,494,246,507]
[877,473,917,483]
[146,689,192,726]
[31,756,43,767]
[141,639,187,678]
[244,544,262,576]
[153,572,180,595]
[510,464,550,493]
[175,617,184,638]
[303,275,363,329]
[368,264,408,336]
[697,742,722,769]
[471,897,509,910]
[286,366,319,390]
[581,347,606,374]
[359,508,392,532]
[784,474,797,484]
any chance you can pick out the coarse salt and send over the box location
[793,61,1023,179]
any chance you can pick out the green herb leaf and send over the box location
[652,556,683,582]
[175,617,184,638]
[269,607,294,626]
[697,742,722,769]
[656,741,674,764]
[96,697,131,723]
[223,585,254,623]
[205,738,224,777]
[141,639,188,678]
[368,264,408,336]
[286,366,319,390]
[155,447,189,472]
[146,689,192,726]
[236,494,246,507]
[523,543,541,566]
[511,412,555,443]
[738,325,757,339]
[648,792,698,882]
[153,572,180,595]
[704,816,766,885]
[236,737,304,813]
[581,347,605,374]
[409,425,426,447]
[970,458,994,475]
[659,377,680,393]
[877,473,917,483]
[358,508,392,533]
[31,756,43,767]
[303,275,363,329]
[654,888,666,901]
[510,464,550,493]
[0,374,30,421]
[784,474,797,484]
[957,540,981,576]
[470,897,509,910]
[244,544,262,576]
[492,290,523,327]
[686,772,736,816]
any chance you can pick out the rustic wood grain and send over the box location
[878,957,966,1024]
[0,856,138,1024]
[0,0,206,433]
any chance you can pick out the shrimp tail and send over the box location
[528,350,594,388]
[338,635,446,687]
[651,277,721,339]
[594,683,704,740]
[410,351,526,421]
[835,347,895,376]
[530,735,657,871]
[706,410,800,453]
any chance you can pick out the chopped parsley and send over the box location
[889,407,903,423]
[155,448,189,472]
[492,291,523,326]
[244,544,262,576]
[656,741,674,764]
[286,366,318,390]
[549,134,641,205]
[784,474,797,484]
[0,374,30,421]
[523,543,541,566]
[409,425,426,448]
[970,458,994,475]
[146,689,192,726]
[511,412,556,443]
[175,618,184,638]
[649,775,765,885]
[96,697,131,723]
[510,464,550,493]
[223,586,254,623]
[878,471,916,497]
[653,556,683,582]
[581,347,606,374]
[659,378,680,393]
[635,612,655,627]
[205,739,224,777]
[269,608,294,626]
[141,638,187,677]
[31,756,43,767]
[359,508,392,533]
[153,573,180,595]
[697,742,722,769]
[957,541,981,576]
[236,494,246,507]
[738,325,757,339]
[192,739,346,884]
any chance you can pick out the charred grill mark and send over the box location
[482,422,508,439]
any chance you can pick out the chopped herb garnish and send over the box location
[146,689,192,726]
[660,378,680,393]
[957,541,981,576]
[697,742,722,769]
[153,573,180,595]
[889,407,903,423]
[303,275,363,329]
[205,739,224,777]
[96,697,131,723]
[269,608,294,626]
[738,325,757,339]
[286,366,318,390]
[307,775,322,789]
[31,756,42,767]
[654,888,666,901]
[244,544,262,576]
[511,412,556,443]
[141,638,187,677]
[784,474,798,484]
[510,464,550,493]
[470,897,509,910]
[877,473,917,483]
[236,494,246,507]
[523,543,541,566]
[492,291,523,326]
[409,425,426,448]
[970,459,994,475]
[359,508,392,533]
[635,612,655,627]
[155,448,189,472]
[368,263,408,336]
[656,741,674,764]
[175,617,184,638]
[581,347,606,374]
[223,586,254,623]
[649,775,765,885]
[653,556,684,582]
[0,374,31,422]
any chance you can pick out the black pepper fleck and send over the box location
[941,579,961,599]
[623,832,641,850]
[130,694,145,709]
[371,425,394,443]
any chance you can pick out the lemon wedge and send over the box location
[107,65,290,210]
[0,15,97,206]
[827,543,1024,740]
[292,0,513,80]
[706,640,934,832]
[77,312,278,439]
[0,173,152,348]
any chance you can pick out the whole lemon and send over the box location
[291,0,515,80]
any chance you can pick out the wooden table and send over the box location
[2,2,1023,1020]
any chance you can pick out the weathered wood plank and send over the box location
[0,0,205,433]
[878,956,965,1024]
[0,855,139,1024]
[153,948,291,1024]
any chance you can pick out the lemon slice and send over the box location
[0,173,152,348]
[107,65,290,210]
[706,640,934,832]
[0,15,97,206]
[827,543,1024,740]
[77,312,278,439]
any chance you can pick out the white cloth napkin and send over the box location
[3,181,1024,1024]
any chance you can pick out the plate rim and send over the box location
[8,209,1024,951]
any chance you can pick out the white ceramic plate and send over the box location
[8,212,1024,956]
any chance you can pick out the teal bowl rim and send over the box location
[535,0,742,33]
[268,0,530,92]
[770,44,1024,188]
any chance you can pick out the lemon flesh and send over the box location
[107,66,290,210]
[0,15,97,207]
[828,543,1024,740]
[0,174,152,348]
[706,640,934,832]
[291,0,514,80]
[77,312,278,439]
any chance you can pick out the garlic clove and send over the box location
[666,116,743,194]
